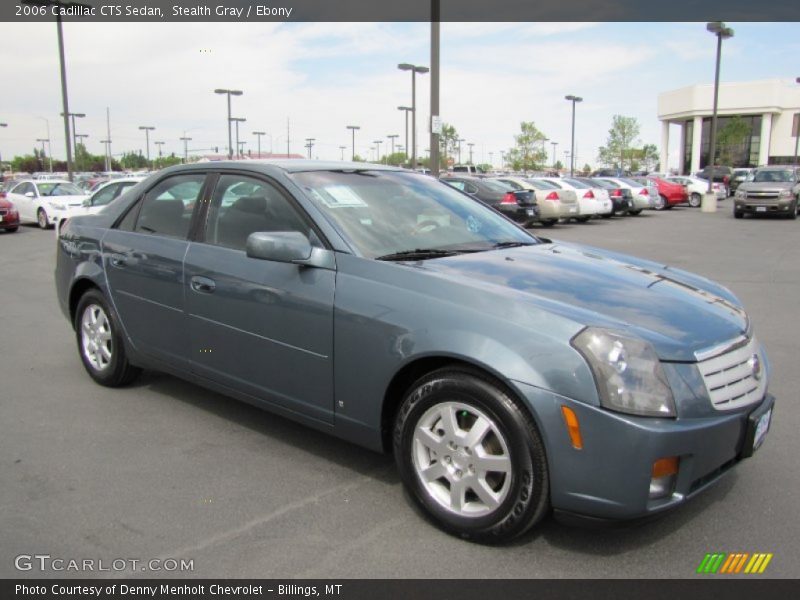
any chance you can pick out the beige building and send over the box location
[658,79,800,174]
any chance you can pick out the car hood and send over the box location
[416,242,748,361]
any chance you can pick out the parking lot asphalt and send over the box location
[1,204,798,579]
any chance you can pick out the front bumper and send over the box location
[498,204,540,225]
[0,211,20,229]
[514,380,775,522]
[735,199,794,215]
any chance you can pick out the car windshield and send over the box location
[37,182,83,196]
[291,170,538,259]
[752,169,795,183]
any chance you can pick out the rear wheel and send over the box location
[689,193,702,208]
[576,216,591,223]
[654,195,666,210]
[540,219,556,227]
[394,368,550,544]
[629,209,642,216]
[75,289,141,387]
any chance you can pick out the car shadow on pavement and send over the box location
[129,370,399,485]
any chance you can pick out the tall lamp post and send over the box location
[305,138,315,159]
[75,133,88,171]
[397,63,429,169]
[373,140,383,163]
[339,145,347,161]
[36,138,49,170]
[565,95,583,177]
[551,141,559,169]
[346,125,360,160]
[214,88,243,159]
[253,131,266,158]
[467,142,474,165]
[705,22,734,201]
[180,136,192,163]
[138,126,155,168]
[397,106,412,163]
[230,117,246,159]
[154,141,165,159]
[387,134,399,160]
[100,139,111,171]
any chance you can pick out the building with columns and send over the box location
[658,79,800,174]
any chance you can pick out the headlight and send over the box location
[778,189,792,198]
[735,190,746,199]
[572,327,676,417]
[50,202,66,210]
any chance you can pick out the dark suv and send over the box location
[733,166,799,219]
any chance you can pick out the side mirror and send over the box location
[25,192,35,198]
[246,231,334,270]
[82,198,92,207]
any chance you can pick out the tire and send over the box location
[689,193,702,208]
[3,226,19,233]
[37,208,51,229]
[654,194,666,210]
[734,210,744,219]
[394,368,550,544]
[629,209,642,216]
[576,216,591,223]
[540,219,556,227]
[600,214,612,219]
[74,289,141,387]
[789,202,798,220]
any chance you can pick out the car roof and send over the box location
[166,159,405,175]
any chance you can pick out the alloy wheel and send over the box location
[80,303,113,372]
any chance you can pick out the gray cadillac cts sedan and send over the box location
[55,161,774,543]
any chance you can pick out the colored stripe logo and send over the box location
[697,553,773,574]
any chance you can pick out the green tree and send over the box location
[438,123,459,165]
[476,163,493,173]
[384,151,407,167]
[598,115,641,171]
[505,121,548,171]
[120,151,149,170]
[717,117,751,166]
[582,163,592,175]
[352,154,366,163]
[553,160,564,171]
[153,154,183,169]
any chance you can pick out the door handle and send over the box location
[190,276,216,293]
[109,253,127,267]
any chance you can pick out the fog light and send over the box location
[649,457,678,500]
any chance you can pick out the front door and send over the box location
[184,173,336,424]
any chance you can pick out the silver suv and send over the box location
[734,166,799,219]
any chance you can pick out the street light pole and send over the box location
[339,146,346,161]
[705,22,734,197]
[253,131,266,158]
[214,88,243,159]
[36,138,48,170]
[305,138,315,159]
[430,2,441,177]
[374,140,383,163]
[387,134,399,162]
[398,63,429,169]
[398,106,412,163]
[138,126,155,168]
[229,118,246,159]
[346,125,360,161]
[180,136,192,163]
[468,142,474,165]
[551,141,559,169]
[793,77,800,166]
[75,133,88,170]
[565,95,583,177]
[154,141,164,159]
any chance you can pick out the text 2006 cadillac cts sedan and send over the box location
[55,161,774,543]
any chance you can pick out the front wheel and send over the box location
[689,193,702,208]
[629,209,642,216]
[75,289,141,387]
[576,216,591,223]
[37,208,51,229]
[654,195,666,210]
[540,219,556,227]
[394,368,550,544]
[734,210,744,219]
[789,201,798,220]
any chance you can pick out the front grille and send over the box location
[697,337,766,411]
[746,192,779,200]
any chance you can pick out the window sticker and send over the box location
[317,185,368,208]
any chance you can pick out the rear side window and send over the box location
[133,174,206,239]
[91,184,119,207]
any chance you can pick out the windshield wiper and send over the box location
[491,241,537,249]
[376,248,468,261]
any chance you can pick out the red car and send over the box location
[0,191,20,232]
[649,177,688,209]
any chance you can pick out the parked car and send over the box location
[534,178,604,222]
[442,175,539,225]
[57,176,147,233]
[665,176,725,207]
[629,176,687,210]
[597,177,651,214]
[591,168,630,177]
[0,190,20,232]
[561,178,614,218]
[4,179,89,229]
[492,176,577,226]
[734,166,799,219]
[56,160,775,543]
[729,168,755,195]
[696,166,733,196]
[577,178,630,215]
[452,164,487,175]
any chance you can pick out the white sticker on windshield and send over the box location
[319,185,368,208]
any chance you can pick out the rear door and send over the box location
[184,172,336,424]
[102,172,209,369]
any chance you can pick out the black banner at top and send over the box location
[4,0,800,22]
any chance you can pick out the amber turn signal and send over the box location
[560,406,583,450]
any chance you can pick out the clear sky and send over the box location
[1,21,799,168]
